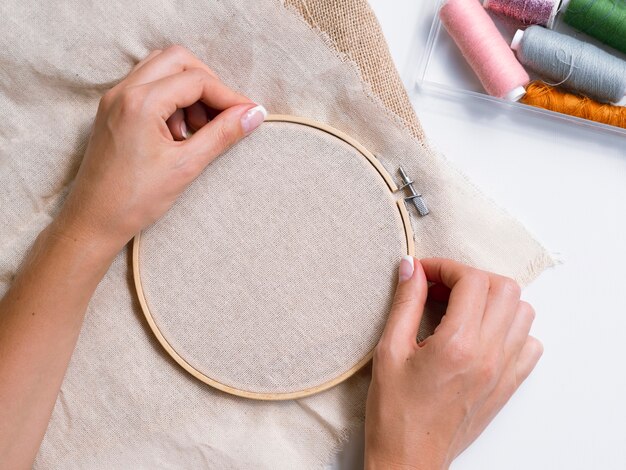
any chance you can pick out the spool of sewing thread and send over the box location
[521,81,626,129]
[484,0,561,28]
[561,0,626,55]
[440,0,529,101]
[511,25,626,104]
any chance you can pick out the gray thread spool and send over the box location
[511,25,626,104]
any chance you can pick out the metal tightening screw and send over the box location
[398,166,429,216]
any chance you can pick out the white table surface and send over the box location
[330,1,626,469]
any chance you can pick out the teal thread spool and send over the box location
[561,0,626,54]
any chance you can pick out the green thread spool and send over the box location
[562,0,626,54]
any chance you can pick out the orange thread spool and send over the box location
[521,81,626,130]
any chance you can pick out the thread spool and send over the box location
[511,25,626,104]
[561,0,626,55]
[440,0,529,101]
[484,0,561,28]
[521,81,626,129]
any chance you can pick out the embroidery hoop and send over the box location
[132,115,415,400]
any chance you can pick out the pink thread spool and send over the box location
[439,0,530,101]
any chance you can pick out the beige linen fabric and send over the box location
[138,121,407,396]
[0,0,555,468]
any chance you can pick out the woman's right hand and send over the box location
[364,257,543,469]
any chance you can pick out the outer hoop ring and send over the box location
[132,114,415,400]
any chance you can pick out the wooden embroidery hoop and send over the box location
[132,114,415,400]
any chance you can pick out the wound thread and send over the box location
[562,0,626,55]
[513,25,626,103]
[484,0,561,27]
[440,0,530,100]
[521,81,626,129]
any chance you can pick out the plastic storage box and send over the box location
[405,0,626,137]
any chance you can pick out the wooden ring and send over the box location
[132,114,415,400]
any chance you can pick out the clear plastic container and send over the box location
[404,0,626,137]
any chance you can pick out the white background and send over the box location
[330,1,626,468]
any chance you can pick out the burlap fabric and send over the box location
[0,0,554,468]
[284,0,426,141]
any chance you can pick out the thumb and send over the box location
[379,256,428,349]
[181,103,267,172]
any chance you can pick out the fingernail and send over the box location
[241,105,267,135]
[398,255,414,282]
[180,120,190,140]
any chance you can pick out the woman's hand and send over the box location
[364,257,543,469]
[0,47,266,468]
[55,45,266,253]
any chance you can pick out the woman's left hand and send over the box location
[56,45,267,254]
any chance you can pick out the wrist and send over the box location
[365,455,449,470]
[365,453,449,470]
[365,438,451,470]
[48,211,126,264]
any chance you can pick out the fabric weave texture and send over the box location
[138,121,406,395]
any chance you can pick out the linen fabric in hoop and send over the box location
[132,115,415,399]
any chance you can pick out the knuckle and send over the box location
[99,89,116,110]
[175,159,198,181]
[186,66,206,77]
[373,343,391,365]
[499,277,522,299]
[502,375,518,397]
[187,67,212,86]
[373,341,406,366]
[528,336,544,357]
[213,121,236,149]
[518,301,536,320]
[478,357,500,383]
[172,150,200,179]
[391,292,418,311]
[442,337,475,365]
[468,269,490,291]
[117,87,146,115]
[165,44,191,59]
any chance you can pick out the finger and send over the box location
[378,257,428,350]
[185,102,210,131]
[503,301,535,359]
[481,275,521,343]
[515,336,543,384]
[420,257,469,287]
[139,68,253,120]
[131,49,163,73]
[176,103,267,177]
[166,108,187,141]
[420,258,489,334]
[125,45,220,87]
